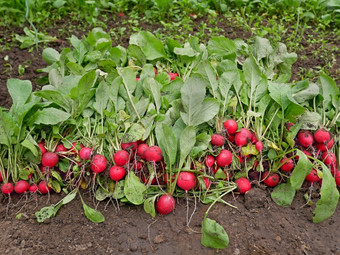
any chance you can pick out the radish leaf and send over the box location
[82,200,105,223]
[271,182,296,206]
[144,195,158,218]
[124,171,147,205]
[201,217,229,249]
[290,150,314,190]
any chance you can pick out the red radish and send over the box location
[204,155,215,168]
[91,154,107,173]
[262,171,280,187]
[137,144,149,159]
[169,72,178,81]
[238,155,243,164]
[321,152,337,167]
[177,172,197,191]
[251,133,258,144]
[315,138,334,152]
[313,129,331,144]
[56,144,67,153]
[38,142,47,155]
[121,142,137,151]
[280,158,294,172]
[118,12,124,17]
[38,181,51,194]
[227,135,235,143]
[14,180,29,194]
[216,149,233,167]
[79,147,92,160]
[255,141,263,154]
[156,194,175,215]
[235,178,251,194]
[286,122,294,131]
[29,184,38,193]
[154,67,157,76]
[0,172,2,182]
[144,146,163,162]
[335,171,340,187]
[202,177,211,190]
[297,131,313,147]
[70,142,84,154]
[136,77,140,81]
[114,150,130,166]
[133,161,143,171]
[223,119,238,135]
[235,128,251,147]
[210,134,225,147]
[305,169,321,183]
[42,152,59,167]
[1,183,14,194]
[212,166,219,174]
[109,166,126,181]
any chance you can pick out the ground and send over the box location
[0,16,339,255]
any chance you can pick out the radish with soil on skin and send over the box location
[223,119,238,135]
[321,152,337,167]
[227,134,235,143]
[144,146,163,162]
[42,152,59,167]
[38,181,51,194]
[210,134,225,147]
[235,178,251,194]
[79,147,92,161]
[315,138,334,152]
[29,184,38,193]
[38,142,47,155]
[305,169,321,183]
[335,171,340,187]
[137,144,149,159]
[216,149,233,167]
[70,142,84,155]
[313,129,331,144]
[55,144,68,154]
[109,166,126,181]
[1,183,14,194]
[132,161,143,171]
[91,154,107,173]
[251,133,258,144]
[297,131,314,148]
[169,72,178,80]
[177,172,197,191]
[235,128,252,147]
[14,180,29,194]
[114,150,130,166]
[0,172,2,182]
[156,194,175,215]
[262,171,280,187]
[280,158,295,172]
[204,155,215,169]
[121,142,137,151]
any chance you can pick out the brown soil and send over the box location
[0,15,340,255]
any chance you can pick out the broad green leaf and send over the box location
[144,78,161,113]
[95,187,111,201]
[51,170,64,183]
[174,46,197,57]
[42,48,60,64]
[122,123,145,143]
[93,81,109,116]
[19,168,31,180]
[21,139,38,157]
[129,31,166,60]
[124,171,146,205]
[313,163,339,223]
[35,205,55,223]
[318,75,339,109]
[34,90,71,112]
[243,56,262,91]
[286,122,301,147]
[7,79,32,114]
[109,76,121,113]
[67,62,85,75]
[191,98,220,126]
[190,132,211,158]
[292,80,319,105]
[32,108,71,125]
[268,81,294,110]
[70,70,97,99]
[70,35,87,64]
[252,37,274,61]
[290,150,314,190]
[196,61,218,98]
[61,190,77,205]
[271,182,296,206]
[143,195,158,218]
[155,123,177,167]
[81,199,105,223]
[201,217,229,249]
[121,67,136,93]
[112,180,125,199]
[298,112,322,130]
[208,37,236,58]
[179,126,196,167]
[127,44,146,66]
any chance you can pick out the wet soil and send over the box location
[0,14,339,255]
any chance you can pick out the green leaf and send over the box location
[70,35,87,64]
[124,171,146,205]
[112,180,125,199]
[179,126,196,167]
[144,77,162,113]
[129,31,166,60]
[61,190,77,205]
[298,112,322,130]
[174,46,197,57]
[201,217,229,249]
[32,108,71,125]
[196,61,218,98]
[252,37,274,61]
[93,81,109,116]
[95,187,111,201]
[7,79,32,114]
[190,132,211,158]
[268,81,293,110]
[313,163,339,223]
[271,182,296,206]
[34,90,71,112]
[290,150,314,190]
[122,123,145,143]
[35,205,55,223]
[70,70,97,99]
[42,48,60,64]
[143,195,158,218]
[81,199,105,223]
[192,98,220,126]
[318,75,339,109]
[208,37,236,58]
[21,139,38,157]
[155,123,177,167]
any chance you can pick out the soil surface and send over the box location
[0,15,340,255]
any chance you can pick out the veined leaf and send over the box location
[290,150,314,190]
[201,217,229,249]
[7,79,32,115]
[179,126,196,167]
[124,171,147,205]
[32,108,71,125]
